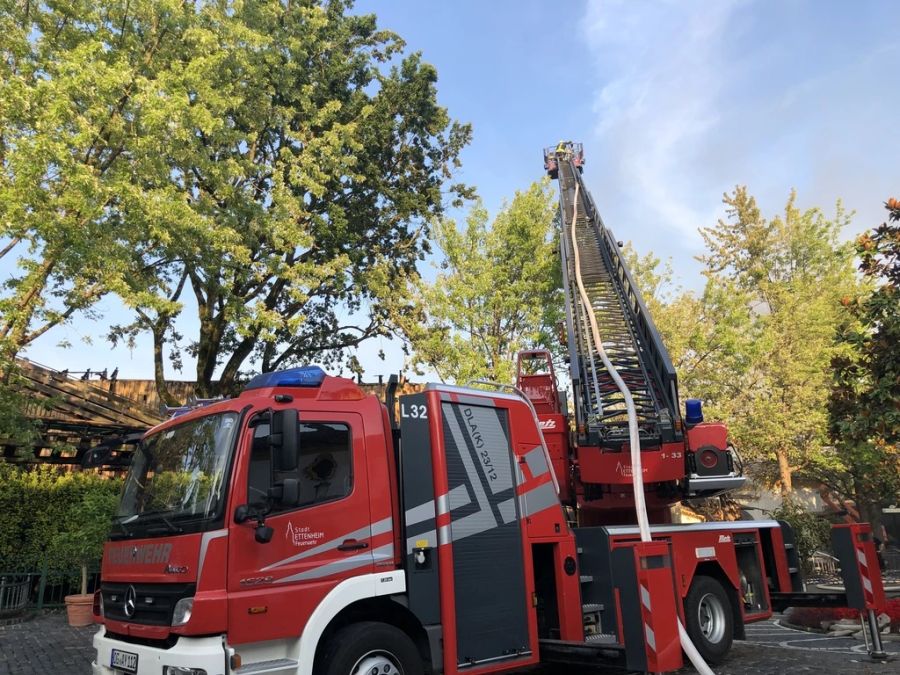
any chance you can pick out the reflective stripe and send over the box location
[523,445,549,478]
[645,625,656,653]
[522,481,559,517]
[498,497,518,524]
[405,500,435,527]
[274,544,394,584]
[640,583,651,612]
[409,485,470,526]
[435,493,449,516]
[443,406,496,536]
[262,517,392,571]
[445,485,471,512]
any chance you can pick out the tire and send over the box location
[320,621,424,675]
[683,575,733,665]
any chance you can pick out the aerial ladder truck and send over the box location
[89,145,889,675]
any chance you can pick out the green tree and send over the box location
[698,187,858,499]
[0,0,470,402]
[621,243,757,423]
[826,198,900,529]
[115,0,471,398]
[0,0,207,364]
[404,180,560,383]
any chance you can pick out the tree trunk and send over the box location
[217,336,258,395]
[776,449,793,500]
[194,312,218,398]
[80,564,88,596]
[152,323,180,407]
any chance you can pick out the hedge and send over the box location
[0,464,121,574]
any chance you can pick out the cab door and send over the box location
[227,410,372,645]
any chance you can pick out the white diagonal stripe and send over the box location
[644,625,656,653]
[262,517,392,571]
[273,544,394,584]
[405,500,436,526]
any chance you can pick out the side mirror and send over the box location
[234,504,251,524]
[234,503,275,545]
[270,408,299,472]
[255,524,274,544]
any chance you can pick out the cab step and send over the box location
[236,659,299,674]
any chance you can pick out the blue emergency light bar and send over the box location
[243,365,327,391]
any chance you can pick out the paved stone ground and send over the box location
[0,612,895,674]
[0,612,95,675]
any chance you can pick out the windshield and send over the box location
[114,412,239,538]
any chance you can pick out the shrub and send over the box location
[0,464,121,575]
[770,499,832,575]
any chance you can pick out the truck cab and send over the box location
[92,367,580,675]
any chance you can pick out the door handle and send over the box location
[337,539,369,552]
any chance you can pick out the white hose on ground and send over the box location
[568,178,715,675]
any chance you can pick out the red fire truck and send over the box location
[91,146,888,675]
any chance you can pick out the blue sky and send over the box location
[21,0,900,383]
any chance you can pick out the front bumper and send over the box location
[92,626,230,675]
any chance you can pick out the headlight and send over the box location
[171,597,193,627]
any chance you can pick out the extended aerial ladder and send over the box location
[523,144,746,525]
[556,147,679,447]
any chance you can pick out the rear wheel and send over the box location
[321,621,424,675]
[684,575,733,664]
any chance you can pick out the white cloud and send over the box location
[579,0,900,274]
[581,1,743,247]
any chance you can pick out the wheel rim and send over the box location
[697,592,727,644]
[350,650,402,675]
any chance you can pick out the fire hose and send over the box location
[569,179,715,675]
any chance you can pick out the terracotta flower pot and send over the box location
[64,593,95,627]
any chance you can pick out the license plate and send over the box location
[110,649,138,674]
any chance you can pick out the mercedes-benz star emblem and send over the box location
[124,585,137,618]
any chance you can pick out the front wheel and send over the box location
[684,575,733,665]
[320,621,424,675]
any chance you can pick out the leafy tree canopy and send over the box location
[0,0,471,401]
[827,198,900,526]
[403,179,561,384]
[629,188,859,500]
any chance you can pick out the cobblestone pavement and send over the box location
[0,612,95,675]
[0,612,896,674]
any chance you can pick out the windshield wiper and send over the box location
[109,519,135,540]
[139,510,185,535]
